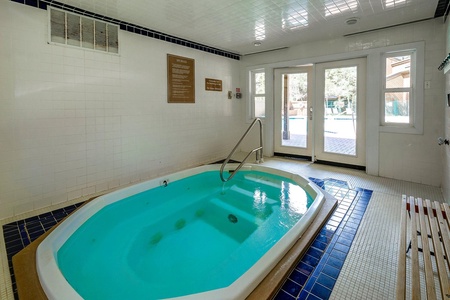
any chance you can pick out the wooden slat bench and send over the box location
[396,195,450,300]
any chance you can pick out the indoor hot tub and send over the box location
[36,164,325,300]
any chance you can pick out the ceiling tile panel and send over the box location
[48,0,440,55]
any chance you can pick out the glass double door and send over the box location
[274,58,366,167]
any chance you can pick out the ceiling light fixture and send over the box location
[254,41,262,46]
[346,17,359,25]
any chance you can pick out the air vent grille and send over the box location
[49,8,119,54]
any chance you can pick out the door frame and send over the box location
[273,66,314,159]
[272,58,366,168]
[314,58,366,167]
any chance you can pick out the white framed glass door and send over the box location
[274,67,313,158]
[274,59,366,168]
[314,58,366,167]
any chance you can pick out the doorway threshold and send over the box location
[274,153,312,161]
[274,153,365,171]
[315,160,366,171]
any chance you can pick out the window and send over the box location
[250,69,266,118]
[49,8,119,54]
[384,54,411,124]
[381,48,424,134]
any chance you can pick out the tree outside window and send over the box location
[252,70,265,118]
[383,54,412,124]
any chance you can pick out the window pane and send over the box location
[95,21,107,51]
[51,9,65,44]
[82,17,94,49]
[324,66,357,156]
[67,14,80,46]
[386,55,410,88]
[281,73,308,148]
[385,92,409,123]
[255,96,265,118]
[107,24,119,53]
[255,72,265,94]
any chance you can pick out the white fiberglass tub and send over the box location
[37,164,324,300]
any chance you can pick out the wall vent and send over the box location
[49,8,119,54]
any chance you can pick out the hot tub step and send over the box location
[215,188,276,221]
[209,197,265,226]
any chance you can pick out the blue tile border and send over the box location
[9,0,241,60]
[274,178,373,300]
[2,202,85,299]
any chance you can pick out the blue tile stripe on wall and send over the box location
[274,178,373,300]
[9,0,240,60]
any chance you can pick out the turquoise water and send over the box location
[57,170,314,299]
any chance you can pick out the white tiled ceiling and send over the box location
[51,0,439,55]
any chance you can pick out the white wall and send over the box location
[241,19,445,188]
[443,21,450,202]
[0,2,244,219]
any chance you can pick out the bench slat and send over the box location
[436,202,450,271]
[443,203,450,229]
[426,200,449,299]
[396,196,407,300]
[435,201,450,269]
[410,196,421,300]
[417,198,437,300]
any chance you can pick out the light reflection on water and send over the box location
[280,181,309,214]
[253,188,267,207]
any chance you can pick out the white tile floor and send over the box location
[0,156,445,300]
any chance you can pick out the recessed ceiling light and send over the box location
[254,41,262,46]
[346,17,359,25]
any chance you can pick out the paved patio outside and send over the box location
[282,134,356,156]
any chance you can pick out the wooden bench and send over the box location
[396,195,450,300]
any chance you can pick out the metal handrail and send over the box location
[220,118,263,182]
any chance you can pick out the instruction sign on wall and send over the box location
[167,54,195,103]
[205,78,222,91]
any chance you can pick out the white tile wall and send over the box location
[241,19,446,189]
[443,21,450,203]
[0,1,244,220]
[1,1,447,220]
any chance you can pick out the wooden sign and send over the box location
[205,78,222,91]
[167,54,195,103]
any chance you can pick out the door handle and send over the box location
[309,106,313,120]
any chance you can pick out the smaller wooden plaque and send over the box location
[205,78,222,91]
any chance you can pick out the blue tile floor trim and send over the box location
[274,178,373,300]
[2,202,85,300]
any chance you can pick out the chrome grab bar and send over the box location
[220,118,263,182]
